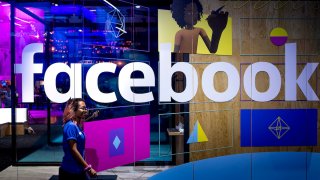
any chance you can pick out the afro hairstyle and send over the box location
[171,0,203,28]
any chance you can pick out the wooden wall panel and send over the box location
[185,1,320,161]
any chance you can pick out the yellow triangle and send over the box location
[197,121,208,142]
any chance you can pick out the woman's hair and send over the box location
[63,98,85,124]
[171,0,203,28]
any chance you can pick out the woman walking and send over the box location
[59,98,97,179]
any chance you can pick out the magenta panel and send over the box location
[84,114,150,171]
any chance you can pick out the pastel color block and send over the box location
[109,128,125,157]
[270,27,288,37]
[158,9,232,55]
[197,121,208,142]
[187,122,198,144]
[270,27,288,46]
[187,121,208,144]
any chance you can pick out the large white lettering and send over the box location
[119,62,155,103]
[202,62,239,102]
[15,43,319,104]
[159,43,198,102]
[86,62,117,103]
[285,43,319,101]
[15,43,43,103]
[44,63,82,103]
[244,62,281,102]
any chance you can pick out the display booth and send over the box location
[0,0,319,179]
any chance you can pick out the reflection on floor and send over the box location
[19,145,172,163]
[19,145,63,162]
[0,165,171,179]
[0,125,48,171]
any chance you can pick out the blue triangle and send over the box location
[187,121,198,144]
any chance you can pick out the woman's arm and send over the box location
[69,140,87,168]
[68,140,97,177]
[200,29,212,53]
[174,31,182,53]
[85,110,99,122]
[201,7,229,54]
[200,29,224,54]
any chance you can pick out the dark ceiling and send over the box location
[13,0,172,9]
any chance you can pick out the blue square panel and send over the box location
[109,128,125,157]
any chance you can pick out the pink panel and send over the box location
[84,114,150,171]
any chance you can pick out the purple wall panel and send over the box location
[84,114,150,171]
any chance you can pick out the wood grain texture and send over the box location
[184,1,320,161]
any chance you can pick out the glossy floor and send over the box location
[0,165,170,180]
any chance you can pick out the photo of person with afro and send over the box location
[171,0,228,54]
